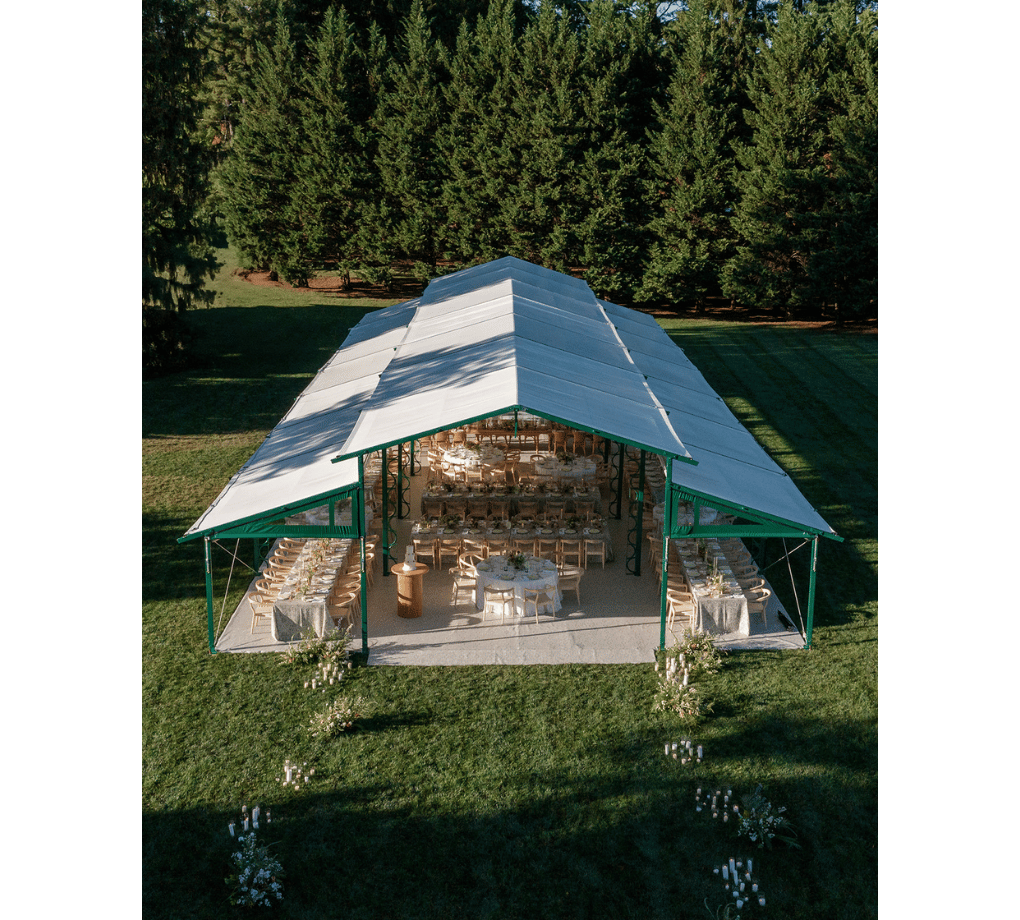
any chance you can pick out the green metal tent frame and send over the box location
[182,410,840,657]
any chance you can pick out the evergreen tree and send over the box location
[440,0,524,263]
[216,7,303,277]
[368,0,450,279]
[811,0,877,319]
[640,0,761,310]
[503,2,583,271]
[289,6,373,287]
[142,0,219,372]
[722,0,874,319]
[574,1,661,301]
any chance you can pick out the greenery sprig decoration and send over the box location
[737,785,800,850]
[309,695,366,738]
[226,831,284,907]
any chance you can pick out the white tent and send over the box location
[183,256,838,652]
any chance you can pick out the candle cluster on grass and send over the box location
[712,856,766,912]
[664,737,704,765]
[277,758,314,791]
[304,658,347,692]
[228,803,271,837]
[695,787,740,823]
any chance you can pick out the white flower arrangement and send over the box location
[226,831,284,907]
[309,695,366,738]
[737,785,799,850]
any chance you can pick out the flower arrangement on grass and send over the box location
[281,626,352,668]
[673,629,724,678]
[309,695,366,738]
[653,676,708,726]
[737,785,799,849]
[226,831,284,907]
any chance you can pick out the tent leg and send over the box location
[359,455,370,659]
[804,536,819,649]
[205,536,216,655]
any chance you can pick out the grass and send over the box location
[143,250,877,919]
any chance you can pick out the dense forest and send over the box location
[143,0,877,370]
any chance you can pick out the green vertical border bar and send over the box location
[358,454,369,658]
[205,536,216,655]
[659,461,673,650]
[804,536,818,649]
[381,446,390,575]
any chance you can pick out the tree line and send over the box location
[143,0,877,370]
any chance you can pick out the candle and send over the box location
[747,859,752,874]
[229,823,235,837]
[722,866,728,880]
[697,746,703,759]
[243,818,249,831]
[252,806,259,824]
[752,884,758,893]
[759,897,766,907]
[736,900,743,909]
[729,858,736,877]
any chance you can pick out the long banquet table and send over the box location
[674,538,749,637]
[411,519,614,563]
[268,539,352,641]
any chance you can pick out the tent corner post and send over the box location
[205,536,217,655]
[359,454,370,657]
[804,536,819,649]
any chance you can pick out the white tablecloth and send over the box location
[532,456,597,484]
[268,539,349,640]
[473,555,560,617]
[443,445,505,471]
[677,541,748,636]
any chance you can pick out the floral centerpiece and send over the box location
[565,515,582,531]
[508,551,528,571]
[441,513,461,532]
[556,449,574,462]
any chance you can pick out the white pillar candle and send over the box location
[697,746,703,759]
[229,823,235,837]
[759,897,766,906]
[665,744,670,756]
[729,858,736,877]
[722,866,728,880]
[747,859,752,874]
[243,818,249,831]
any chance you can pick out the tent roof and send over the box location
[183,257,835,541]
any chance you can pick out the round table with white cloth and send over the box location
[532,455,597,484]
[472,555,560,618]
[443,445,506,472]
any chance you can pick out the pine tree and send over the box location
[641,0,761,311]
[573,1,662,301]
[811,0,877,320]
[216,7,303,277]
[142,0,219,372]
[440,0,523,263]
[502,2,583,271]
[722,0,873,319]
[289,6,373,287]
[368,0,449,279]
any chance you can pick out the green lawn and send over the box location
[143,252,877,919]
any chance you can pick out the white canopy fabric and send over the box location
[184,256,834,540]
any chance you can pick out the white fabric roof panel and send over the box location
[185,256,834,539]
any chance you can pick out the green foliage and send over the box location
[308,695,368,737]
[722,0,877,319]
[142,0,220,371]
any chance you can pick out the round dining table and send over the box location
[472,555,560,618]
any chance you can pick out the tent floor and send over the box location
[214,460,804,663]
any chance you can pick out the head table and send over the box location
[676,538,749,637]
[473,555,560,618]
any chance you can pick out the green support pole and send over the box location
[358,455,369,658]
[382,446,390,576]
[397,442,404,520]
[636,449,645,576]
[614,441,625,519]
[205,536,216,655]
[804,536,819,649]
[659,463,673,650]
